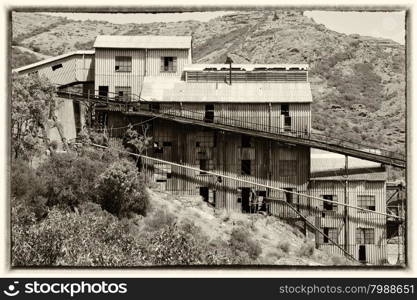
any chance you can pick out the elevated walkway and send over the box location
[57,90,406,169]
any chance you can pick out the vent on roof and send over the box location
[51,64,63,71]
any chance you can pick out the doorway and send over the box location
[204,104,214,123]
[199,187,209,202]
[241,188,251,213]
[359,245,366,263]
[98,86,109,99]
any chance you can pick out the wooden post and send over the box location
[344,155,349,256]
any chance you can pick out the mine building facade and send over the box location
[13,35,403,265]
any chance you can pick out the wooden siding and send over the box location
[309,180,387,265]
[75,54,95,82]
[94,48,190,97]
[146,49,191,77]
[155,102,311,135]
[94,48,145,98]
[18,54,94,86]
[106,115,310,213]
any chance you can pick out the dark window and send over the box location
[279,160,297,176]
[51,64,63,71]
[115,56,132,72]
[98,86,109,99]
[161,56,177,72]
[241,160,252,175]
[204,104,214,123]
[284,188,293,204]
[241,135,252,148]
[323,227,338,243]
[358,195,376,211]
[150,103,160,113]
[200,159,208,175]
[115,86,131,102]
[281,104,289,116]
[195,142,201,147]
[356,228,375,244]
[154,142,163,154]
[323,195,337,211]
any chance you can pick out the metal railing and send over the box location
[57,88,406,167]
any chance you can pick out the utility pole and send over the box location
[344,155,349,256]
[225,56,233,85]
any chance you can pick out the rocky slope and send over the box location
[11,10,406,174]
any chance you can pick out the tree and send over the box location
[11,73,56,159]
[95,160,150,218]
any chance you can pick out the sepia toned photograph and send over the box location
[10,7,406,268]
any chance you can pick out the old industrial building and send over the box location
[13,35,406,265]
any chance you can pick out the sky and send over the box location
[304,11,405,44]
[43,10,406,45]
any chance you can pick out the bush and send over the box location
[144,209,176,231]
[12,205,147,267]
[277,240,291,253]
[95,160,149,218]
[229,227,262,261]
[297,240,315,257]
[37,152,106,208]
[143,221,210,265]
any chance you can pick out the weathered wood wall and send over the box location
[16,53,95,86]
[308,180,387,265]
[155,102,311,135]
[94,48,191,97]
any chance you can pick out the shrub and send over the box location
[277,240,291,253]
[95,160,149,218]
[229,227,262,261]
[37,152,106,208]
[49,140,59,151]
[297,240,315,257]
[144,209,176,231]
[12,205,147,267]
[143,221,209,265]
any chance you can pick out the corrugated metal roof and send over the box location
[13,50,95,73]
[310,150,387,181]
[94,35,192,49]
[184,63,309,71]
[141,77,312,103]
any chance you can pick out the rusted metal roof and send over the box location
[141,77,312,103]
[94,35,192,49]
[13,50,95,73]
[310,150,387,181]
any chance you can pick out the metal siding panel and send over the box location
[147,49,190,77]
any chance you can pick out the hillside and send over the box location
[11,11,406,170]
[141,188,353,265]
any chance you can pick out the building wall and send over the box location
[94,48,191,98]
[17,54,94,86]
[146,49,191,77]
[308,180,387,265]
[109,117,311,212]
[154,102,311,135]
[94,48,146,99]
